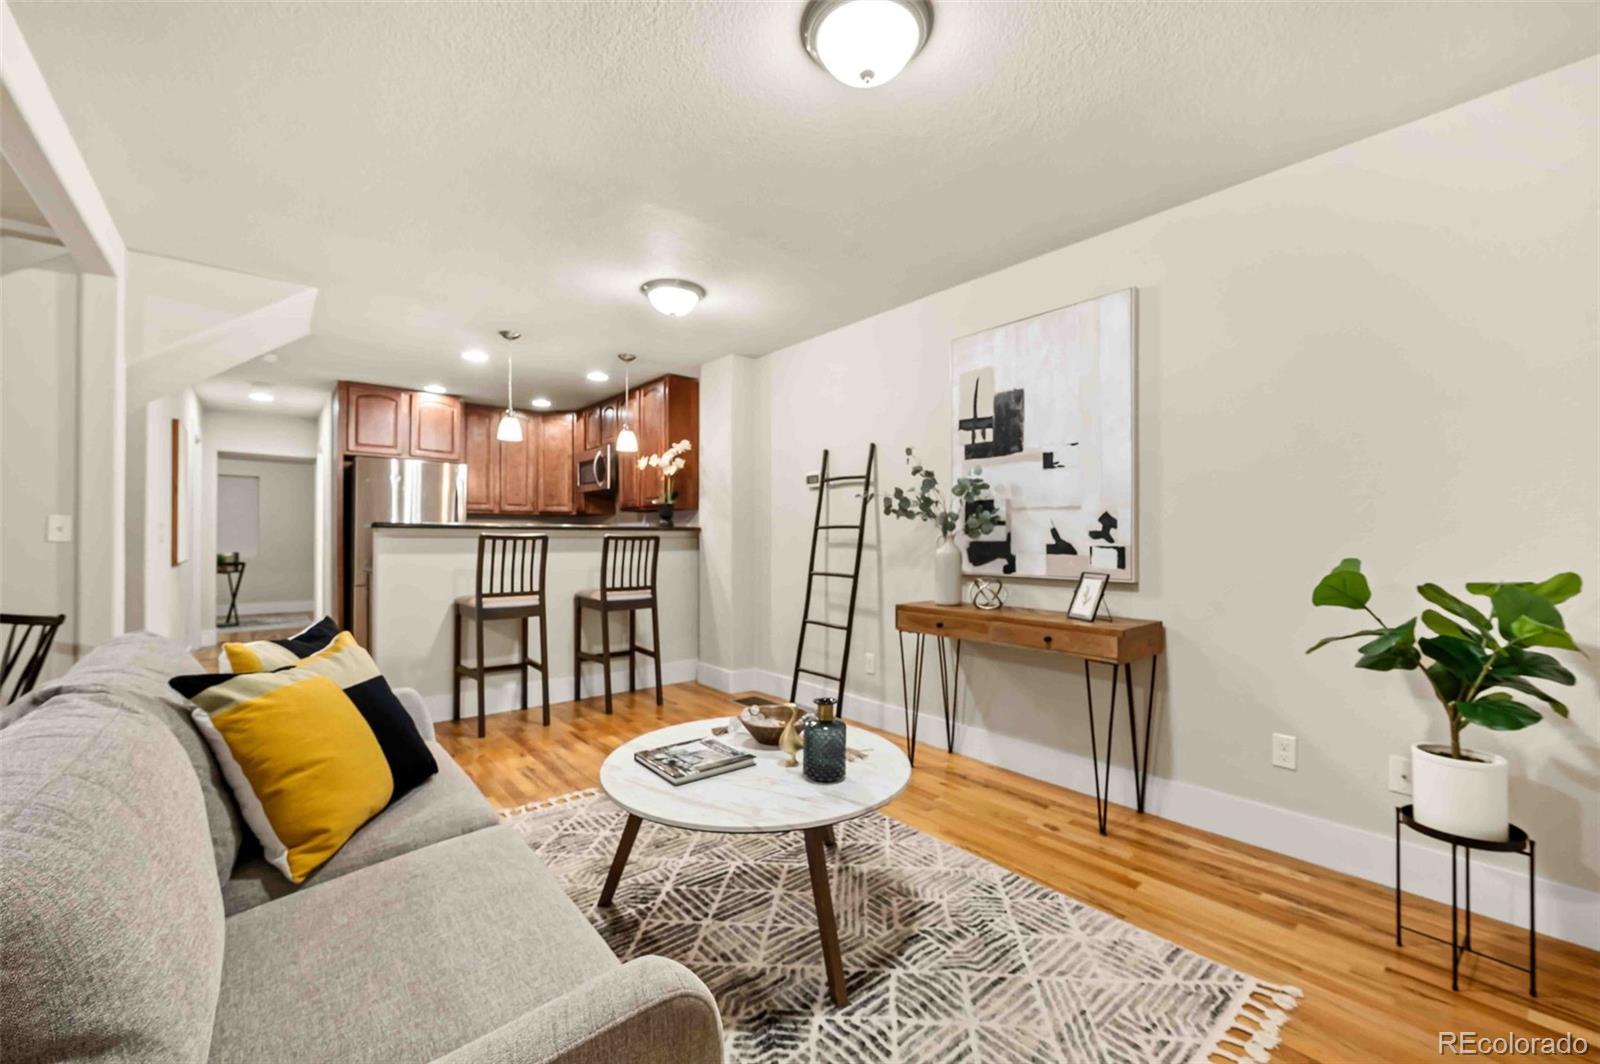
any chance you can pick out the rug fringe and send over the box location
[1199,980,1303,1064]
[498,788,600,819]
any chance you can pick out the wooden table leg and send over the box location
[598,814,642,908]
[822,824,836,848]
[804,826,848,1006]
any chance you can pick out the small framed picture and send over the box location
[1067,571,1110,622]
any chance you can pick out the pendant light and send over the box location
[615,353,639,453]
[495,330,524,443]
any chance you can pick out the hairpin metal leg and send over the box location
[1083,661,1118,835]
[934,637,961,753]
[898,631,925,766]
[1122,655,1160,814]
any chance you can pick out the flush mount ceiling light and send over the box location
[423,383,448,394]
[614,354,639,453]
[495,331,524,443]
[586,369,610,383]
[461,348,489,364]
[640,278,706,317]
[801,0,932,89]
[247,386,275,403]
[530,396,552,409]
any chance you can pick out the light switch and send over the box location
[46,514,73,542]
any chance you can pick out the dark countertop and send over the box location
[372,521,700,534]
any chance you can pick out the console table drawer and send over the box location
[896,608,992,641]
[990,621,1120,661]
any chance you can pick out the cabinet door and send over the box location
[344,383,409,456]
[410,392,464,461]
[496,414,537,513]
[464,405,499,512]
[616,391,641,508]
[581,406,601,451]
[538,413,576,514]
[633,380,667,507]
[600,402,618,443]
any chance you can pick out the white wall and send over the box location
[197,408,318,642]
[711,60,1598,939]
[0,250,78,678]
[130,387,203,645]
[215,456,314,613]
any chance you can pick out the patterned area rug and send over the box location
[505,791,1300,1063]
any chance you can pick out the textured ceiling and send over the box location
[12,1,1597,408]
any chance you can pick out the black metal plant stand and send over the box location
[218,559,247,629]
[1394,804,1536,996]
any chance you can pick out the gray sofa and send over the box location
[0,633,723,1064]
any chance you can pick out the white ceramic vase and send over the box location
[933,535,962,606]
[1411,742,1509,842]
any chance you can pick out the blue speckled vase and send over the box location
[803,697,846,784]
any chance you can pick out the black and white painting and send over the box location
[951,288,1136,581]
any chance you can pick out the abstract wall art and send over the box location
[950,288,1136,581]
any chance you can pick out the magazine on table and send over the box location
[635,736,755,786]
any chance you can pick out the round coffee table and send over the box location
[598,717,912,1006]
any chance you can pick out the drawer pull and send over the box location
[936,622,944,628]
[1043,635,1053,644]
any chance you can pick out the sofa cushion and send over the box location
[211,825,619,1064]
[222,740,497,914]
[0,697,225,1064]
[2,631,250,884]
[219,615,338,672]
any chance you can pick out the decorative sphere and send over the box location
[970,577,1005,611]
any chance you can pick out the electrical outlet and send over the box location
[863,651,876,675]
[1271,733,1297,770]
[1388,754,1412,795]
[46,514,73,543]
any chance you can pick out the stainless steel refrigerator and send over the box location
[345,456,467,648]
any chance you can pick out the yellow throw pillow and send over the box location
[183,672,393,883]
[221,616,339,673]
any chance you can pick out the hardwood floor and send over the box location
[435,681,1599,1064]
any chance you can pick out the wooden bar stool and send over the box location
[454,533,550,737]
[573,535,662,715]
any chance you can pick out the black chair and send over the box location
[573,535,662,715]
[453,534,550,737]
[2,613,66,704]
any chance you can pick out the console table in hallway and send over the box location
[894,601,1165,835]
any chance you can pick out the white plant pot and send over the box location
[1411,742,1509,842]
[933,535,962,606]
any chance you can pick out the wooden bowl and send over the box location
[738,703,802,746]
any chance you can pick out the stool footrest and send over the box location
[457,660,545,676]
[576,646,657,663]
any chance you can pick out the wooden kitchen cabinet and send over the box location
[342,382,410,457]
[495,412,538,514]
[620,375,699,511]
[538,413,577,514]
[581,405,601,451]
[410,391,465,461]
[600,401,619,443]
[464,404,499,512]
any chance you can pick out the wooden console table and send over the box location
[894,601,1165,835]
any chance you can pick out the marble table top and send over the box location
[599,717,912,833]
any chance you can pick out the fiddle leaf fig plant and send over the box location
[1307,560,1583,760]
[882,448,1004,538]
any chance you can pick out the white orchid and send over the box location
[635,440,693,504]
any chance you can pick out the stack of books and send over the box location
[635,736,754,786]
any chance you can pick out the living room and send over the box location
[2,2,1596,1062]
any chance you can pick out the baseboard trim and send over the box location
[721,664,1598,950]
[418,657,700,724]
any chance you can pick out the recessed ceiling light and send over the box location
[423,384,448,394]
[461,348,489,364]
[247,388,275,403]
[801,0,932,89]
[530,397,553,409]
[641,278,706,317]
[586,370,610,383]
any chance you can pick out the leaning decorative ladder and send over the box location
[789,444,877,715]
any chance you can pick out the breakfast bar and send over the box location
[369,523,700,722]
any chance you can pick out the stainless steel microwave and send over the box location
[578,443,614,494]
